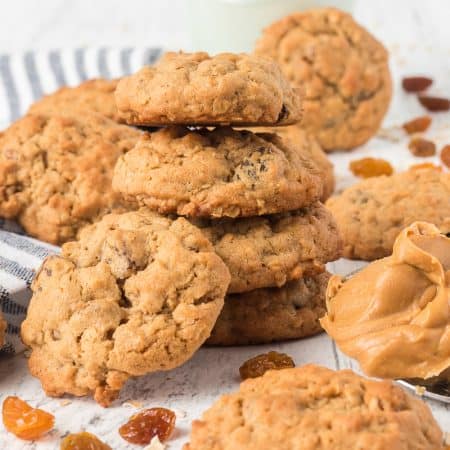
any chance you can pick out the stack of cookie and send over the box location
[113,52,342,345]
[20,51,341,407]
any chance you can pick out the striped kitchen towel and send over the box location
[0,47,161,353]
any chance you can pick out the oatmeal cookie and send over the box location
[115,52,302,126]
[255,8,392,151]
[194,203,341,293]
[326,168,450,260]
[0,113,141,244]
[207,272,330,346]
[113,126,323,218]
[185,365,443,450]
[21,208,230,406]
[29,79,121,122]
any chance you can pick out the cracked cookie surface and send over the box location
[113,126,323,218]
[207,272,330,346]
[255,8,392,151]
[21,208,230,406]
[185,365,443,450]
[115,52,302,126]
[29,79,121,122]
[0,113,141,244]
[247,126,334,200]
[326,168,450,260]
[194,203,341,293]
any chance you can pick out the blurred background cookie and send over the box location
[326,168,450,260]
[28,78,121,123]
[255,8,392,151]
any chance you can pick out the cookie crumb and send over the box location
[444,431,450,445]
[144,436,166,450]
[59,400,72,406]
[377,126,403,142]
[414,385,426,396]
[122,400,143,408]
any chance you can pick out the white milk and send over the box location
[187,0,355,54]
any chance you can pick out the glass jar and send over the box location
[187,0,355,55]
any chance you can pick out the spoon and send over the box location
[340,267,450,404]
[397,378,450,404]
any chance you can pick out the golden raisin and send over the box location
[402,115,431,134]
[2,396,54,440]
[119,408,176,445]
[408,137,436,157]
[409,162,441,171]
[239,351,295,380]
[349,158,394,178]
[441,145,450,168]
[61,432,111,450]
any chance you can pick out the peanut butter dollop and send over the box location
[321,221,450,380]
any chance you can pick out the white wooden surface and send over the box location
[0,0,450,448]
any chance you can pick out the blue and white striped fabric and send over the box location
[0,47,161,353]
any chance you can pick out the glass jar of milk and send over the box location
[187,0,355,55]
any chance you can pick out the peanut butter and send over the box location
[321,222,450,380]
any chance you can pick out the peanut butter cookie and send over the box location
[185,365,443,450]
[115,52,302,126]
[113,126,323,218]
[0,113,141,244]
[194,203,341,293]
[29,79,121,122]
[21,208,230,406]
[207,272,330,346]
[255,8,392,151]
[326,168,450,260]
